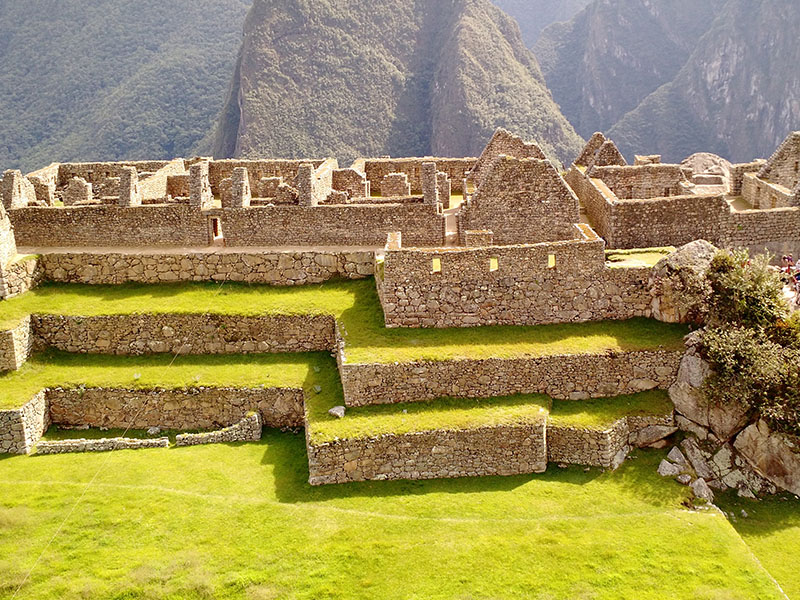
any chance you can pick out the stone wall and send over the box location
[56,161,174,187]
[468,128,546,187]
[547,419,630,469]
[757,131,800,191]
[730,161,765,196]
[377,236,654,328]
[0,316,33,372]
[36,437,170,454]
[0,254,43,299]
[0,391,49,454]
[215,204,445,248]
[564,167,613,240]
[9,205,210,247]
[332,168,369,198]
[742,173,796,209]
[589,164,689,199]
[729,206,800,260]
[459,156,580,245]
[39,250,374,285]
[175,412,262,446]
[338,350,683,407]
[47,387,304,431]
[610,195,730,250]
[362,158,475,195]
[31,313,335,356]
[306,421,547,485]
[206,159,326,196]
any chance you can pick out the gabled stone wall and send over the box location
[588,164,690,199]
[459,156,580,245]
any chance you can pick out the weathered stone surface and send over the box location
[328,406,346,419]
[681,437,716,481]
[734,420,800,496]
[667,446,688,465]
[630,425,678,447]
[36,436,169,454]
[176,412,262,446]
[658,459,682,477]
[669,354,711,427]
[691,478,715,502]
[649,240,716,324]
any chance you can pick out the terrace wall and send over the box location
[47,387,304,431]
[0,255,44,299]
[338,350,683,407]
[0,391,49,454]
[306,422,547,485]
[0,316,34,371]
[31,314,336,356]
[729,206,800,259]
[39,250,374,285]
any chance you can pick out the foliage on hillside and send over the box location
[534,0,724,139]
[0,0,249,173]
[609,0,800,162]
[213,0,584,166]
[701,250,800,436]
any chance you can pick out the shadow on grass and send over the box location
[260,430,604,504]
[717,490,800,537]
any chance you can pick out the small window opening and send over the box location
[794,161,799,173]
[663,187,671,197]
[489,257,499,272]
[431,257,442,273]
[547,254,557,270]
[210,217,224,245]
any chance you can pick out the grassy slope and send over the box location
[718,492,800,599]
[0,351,336,410]
[0,0,249,173]
[0,281,690,365]
[306,390,674,444]
[0,440,788,599]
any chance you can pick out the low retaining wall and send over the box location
[38,250,374,286]
[0,316,33,371]
[306,421,547,485]
[339,351,683,407]
[176,412,262,447]
[36,437,169,454]
[0,255,43,299]
[0,391,49,454]
[32,313,335,356]
[48,387,304,431]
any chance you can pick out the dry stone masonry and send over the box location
[0,127,798,491]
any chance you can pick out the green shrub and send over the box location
[706,249,787,329]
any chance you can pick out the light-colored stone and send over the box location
[734,420,800,496]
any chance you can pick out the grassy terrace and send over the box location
[0,280,691,364]
[0,439,790,599]
[305,390,674,444]
[0,351,338,410]
[605,247,674,268]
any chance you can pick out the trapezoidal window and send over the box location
[210,217,224,245]
[431,257,442,273]
[547,254,557,270]
[489,257,499,272]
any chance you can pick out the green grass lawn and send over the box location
[0,281,691,364]
[0,350,340,410]
[605,247,675,269]
[0,438,790,599]
[717,491,800,599]
[306,390,674,444]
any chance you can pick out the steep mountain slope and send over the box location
[213,0,584,166]
[535,0,725,137]
[0,0,249,173]
[609,0,800,162]
[491,0,591,46]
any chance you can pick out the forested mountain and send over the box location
[609,0,800,162]
[212,0,584,166]
[534,0,800,163]
[0,0,249,173]
[491,0,591,46]
[534,0,725,138]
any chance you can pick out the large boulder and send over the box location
[681,152,732,181]
[734,420,800,496]
[649,240,717,324]
[669,338,751,442]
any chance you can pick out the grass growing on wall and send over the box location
[0,437,790,599]
[0,351,340,410]
[0,280,691,364]
[306,390,674,443]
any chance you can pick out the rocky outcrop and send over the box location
[649,240,716,324]
[735,420,800,496]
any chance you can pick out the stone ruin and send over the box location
[0,127,798,498]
